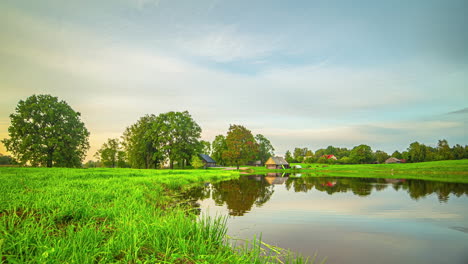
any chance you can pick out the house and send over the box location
[385,157,401,164]
[199,154,216,167]
[322,155,337,160]
[265,176,288,185]
[265,157,290,169]
[249,160,262,167]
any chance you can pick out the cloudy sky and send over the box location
[1,0,467,160]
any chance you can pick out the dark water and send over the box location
[184,174,468,264]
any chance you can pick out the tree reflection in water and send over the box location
[183,175,468,216]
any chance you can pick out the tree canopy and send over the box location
[95,138,126,168]
[255,134,275,164]
[122,111,201,169]
[223,125,258,169]
[2,94,89,167]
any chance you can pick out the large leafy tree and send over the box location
[95,138,126,168]
[223,125,258,169]
[407,141,427,162]
[122,115,163,169]
[157,111,201,169]
[122,111,201,169]
[374,150,389,164]
[2,94,89,167]
[349,144,374,164]
[211,135,227,166]
[255,134,275,164]
[437,139,453,161]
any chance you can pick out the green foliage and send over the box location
[374,150,389,164]
[191,155,204,169]
[285,150,294,163]
[293,148,308,163]
[1,94,89,167]
[211,135,227,166]
[95,138,126,168]
[407,142,427,162]
[349,144,374,164]
[122,111,201,169]
[0,153,17,165]
[122,115,162,169]
[391,150,403,159]
[255,134,275,164]
[200,140,211,155]
[223,125,259,169]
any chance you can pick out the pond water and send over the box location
[184,174,468,264]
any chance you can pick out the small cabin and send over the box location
[385,157,401,164]
[265,157,290,169]
[199,154,216,167]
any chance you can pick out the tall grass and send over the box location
[0,167,311,263]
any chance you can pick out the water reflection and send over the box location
[184,174,468,216]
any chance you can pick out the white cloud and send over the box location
[175,24,281,62]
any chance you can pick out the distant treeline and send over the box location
[2,94,467,168]
[285,139,468,164]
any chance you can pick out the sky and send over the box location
[1,0,467,160]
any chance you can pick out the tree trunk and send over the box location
[47,149,53,167]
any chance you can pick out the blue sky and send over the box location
[1,0,467,159]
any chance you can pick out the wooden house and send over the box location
[385,157,401,164]
[199,154,216,167]
[265,157,290,169]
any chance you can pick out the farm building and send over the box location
[199,154,216,167]
[385,157,401,164]
[322,155,337,160]
[265,157,290,169]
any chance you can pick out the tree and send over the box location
[122,115,163,169]
[349,144,374,164]
[374,150,389,164]
[223,125,258,170]
[0,153,17,165]
[285,150,294,163]
[293,147,307,163]
[391,151,403,159]
[211,135,227,166]
[191,155,204,169]
[452,144,465,160]
[437,139,453,161]
[407,142,427,162]
[200,140,211,155]
[157,111,202,169]
[2,94,89,167]
[255,134,275,164]
[95,138,126,168]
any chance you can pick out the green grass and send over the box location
[0,167,310,263]
[246,160,468,183]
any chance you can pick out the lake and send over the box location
[184,174,468,264]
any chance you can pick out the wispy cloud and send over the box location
[447,107,468,115]
[175,24,281,62]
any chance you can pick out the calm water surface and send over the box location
[185,175,468,264]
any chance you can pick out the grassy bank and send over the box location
[0,167,308,263]
[246,160,468,183]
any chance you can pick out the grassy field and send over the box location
[246,160,468,183]
[0,167,309,263]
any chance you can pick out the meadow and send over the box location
[247,160,468,183]
[0,167,309,263]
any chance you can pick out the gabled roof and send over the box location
[199,154,216,163]
[266,157,289,165]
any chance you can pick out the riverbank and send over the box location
[0,167,307,263]
[245,159,468,183]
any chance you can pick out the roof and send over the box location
[199,154,216,163]
[265,157,289,165]
[385,157,400,163]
